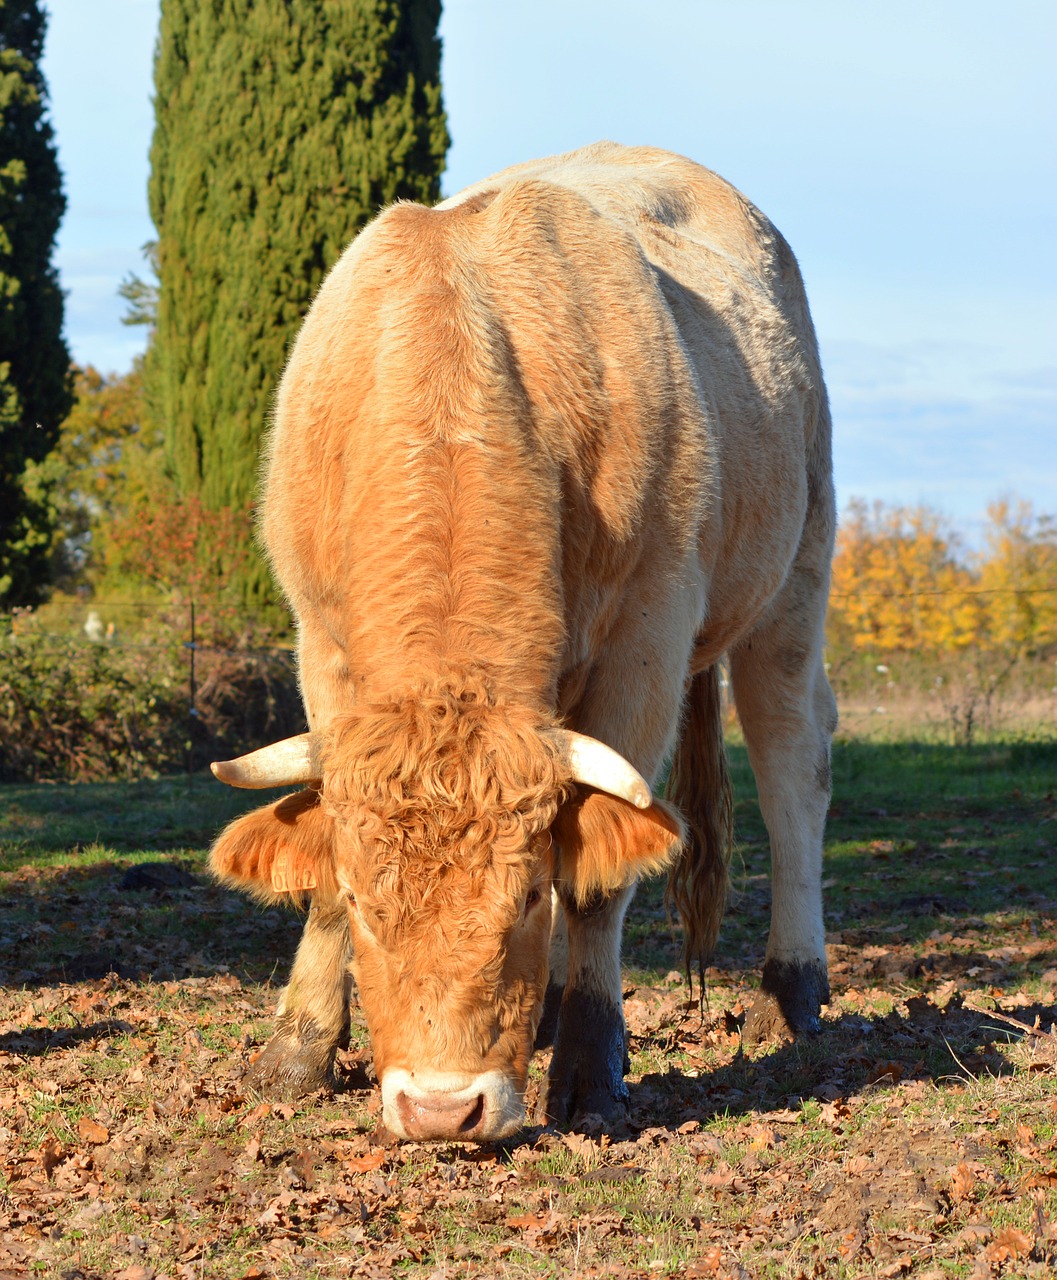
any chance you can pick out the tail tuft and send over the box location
[664,665,734,988]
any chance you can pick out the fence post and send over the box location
[186,600,198,778]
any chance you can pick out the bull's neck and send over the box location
[321,204,567,712]
[342,432,564,711]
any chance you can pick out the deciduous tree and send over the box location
[829,500,982,655]
[979,498,1057,656]
[22,363,160,591]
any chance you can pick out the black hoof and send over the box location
[540,1075,630,1130]
[743,958,829,1047]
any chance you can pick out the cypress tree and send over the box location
[0,1,72,606]
[148,0,448,608]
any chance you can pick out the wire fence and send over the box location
[1,586,1054,779]
[0,599,302,781]
[829,584,1057,601]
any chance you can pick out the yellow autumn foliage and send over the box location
[828,498,1057,657]
[978,499,1057,654]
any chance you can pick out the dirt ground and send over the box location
[1,860,1056,1279]
[1,744,1056,1278]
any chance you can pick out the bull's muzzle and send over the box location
[380,1069,525,1142]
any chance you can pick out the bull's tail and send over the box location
[665,664,734,982]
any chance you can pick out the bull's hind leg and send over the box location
[729,579,837,1041]
[245,896,353,1097]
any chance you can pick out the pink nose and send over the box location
[395,1090,486,1140]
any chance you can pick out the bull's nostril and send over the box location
[459,1094,485,1134]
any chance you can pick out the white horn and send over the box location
[211,733,321,789]
[547,730,652,809]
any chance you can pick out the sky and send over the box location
[40,0,1057,537]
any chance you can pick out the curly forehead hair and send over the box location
[318,674,569,946]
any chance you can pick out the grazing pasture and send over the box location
[1,736,1055,1278]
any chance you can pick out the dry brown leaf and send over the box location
[506,1211,547,1230]
[818,1099,851,1128]
[747,1124,779,1150]
[866,1059,906,1085]
[1022,1165,1057,1189]
[344,1149,387,1173]
[77,1117,110,1145]
[113,1267,154,1280]
[877,1255,913,1278]
[241,1102,272,1126]
[950,1223,991,1252]
[986,1226,1033,1263]
[838,1228,864,1259]
[684,1246,724,1277]
[39,1137,64,1178]
[561,1130,599,1158]
[949,1161,978,1201]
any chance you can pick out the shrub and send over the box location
[0,623,304,783]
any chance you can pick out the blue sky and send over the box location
[41,0,1056,535]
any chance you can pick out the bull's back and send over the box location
[444,142,831,651]
[266,143,830,685]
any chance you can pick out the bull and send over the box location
[209,143,837,1141]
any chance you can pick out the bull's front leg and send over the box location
[539,882,635,1127]
[246,895,353,1097]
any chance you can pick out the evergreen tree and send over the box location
[0,1,72,606]
[148,0,448,607]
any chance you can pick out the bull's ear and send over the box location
[553,789,685,908]
[209,788,338,906]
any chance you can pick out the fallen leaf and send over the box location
[747,1124,779,1150]
[241,1102,272,1126]
[685,1246,724,1277]
[877,1255,913,1278]
[949,1223,991,1252]
[986,1226,1033,1263]
[866,1059,906,1085]
[39,1137,64,1178]
[77,1117,110,1145]
[949,1161,978,1202]
[344,1149,386,1173]
[506,1211,547,1230]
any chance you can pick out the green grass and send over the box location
[1,732,1056,1278]
[0,771,282,870]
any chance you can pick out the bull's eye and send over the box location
[524,885,543,914]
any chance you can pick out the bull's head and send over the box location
[209,681,681,1141]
